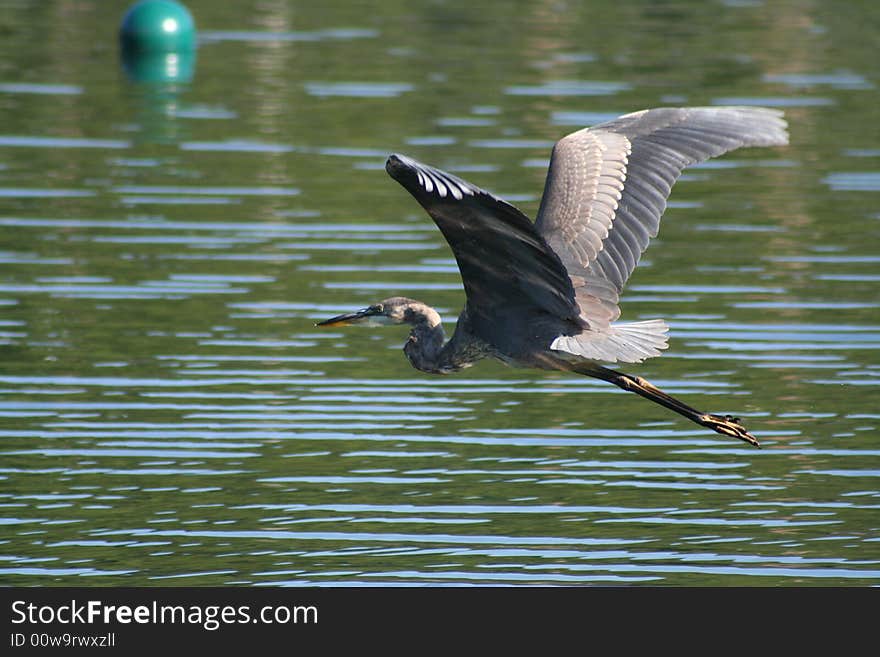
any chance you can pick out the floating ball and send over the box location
[120,0,196,53]
[120,1,196,83]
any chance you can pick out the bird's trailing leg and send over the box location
[573,363,760,447]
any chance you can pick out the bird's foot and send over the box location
[700,414,760,448]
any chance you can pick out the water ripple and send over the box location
[505,80,632,96]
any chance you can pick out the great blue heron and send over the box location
[318,107,789,447]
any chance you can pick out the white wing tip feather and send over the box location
[391,153,475,201]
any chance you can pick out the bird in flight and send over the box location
[318,107,789,447]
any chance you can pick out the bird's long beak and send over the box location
[316,307,384,327]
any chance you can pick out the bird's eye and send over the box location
[370,304,383,313]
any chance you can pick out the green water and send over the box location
[0,0,878,585]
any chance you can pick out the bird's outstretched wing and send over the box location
[385,154,584,347]
[534,107,789,329]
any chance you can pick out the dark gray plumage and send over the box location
[318,107,789,446]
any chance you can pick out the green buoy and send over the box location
[120,0,196,52]
[120,0,196,83]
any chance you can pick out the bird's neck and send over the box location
[402,303,473,375]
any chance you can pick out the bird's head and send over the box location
[316,296,437,328]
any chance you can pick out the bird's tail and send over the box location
[550,319,669,364]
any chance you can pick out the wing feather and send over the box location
[385,154,584,351]
[535,106,789,328]
[383,107,788,364]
